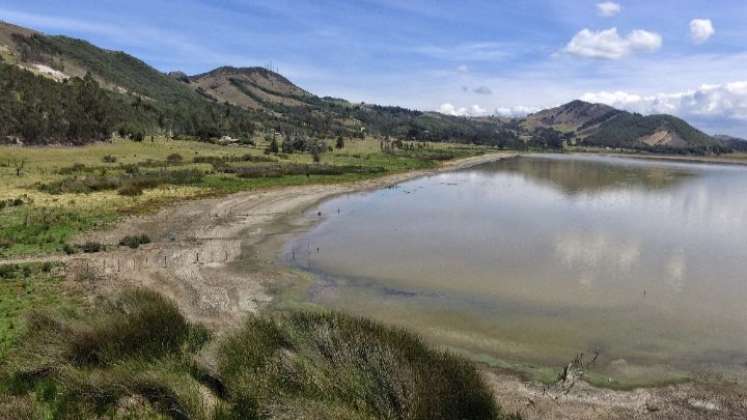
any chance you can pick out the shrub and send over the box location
[0,264,19,279]
[266,138,279,154]
[336,136,345,149]
[102,155,117,163]
[57,163,89,175]
[5,290,208,419]
[238,137,255,146]
[40,169,204,195]
[62,243,77,255]
[119,234,151,249]
[166,153,183,164]
[0,237,15,249]
[233,163,385,178]
[39,175,121,194]
[0,395,41,420]
[69,290,192,365]
[217,311,504,419]
[118,184,143,197]
[41,262,54,273]
[80,241,102,253]
[5,290,511,420]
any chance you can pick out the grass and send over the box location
[1,289,515,420]
[216,311,509,419]
[0,262,81,361]
[0,137,487,258]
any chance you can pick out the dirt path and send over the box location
[4,151,746,418]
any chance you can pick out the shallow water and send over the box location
[283,154,747,385]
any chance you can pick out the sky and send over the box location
[2,0,747,136]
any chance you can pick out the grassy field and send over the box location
[0,137,487,259]
[0,262,83,361]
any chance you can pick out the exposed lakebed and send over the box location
[282,154,747,387]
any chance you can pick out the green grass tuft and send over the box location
[216,311,506,419]
[2,289,513,419]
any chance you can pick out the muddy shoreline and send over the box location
[58,151,747,418]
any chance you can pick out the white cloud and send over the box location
[438,103,489,117]
[471,104,487,114]
[565,28,662,59]
[581,81,747,121]
[494,106,536,117]
[456,64,469,73]
[439,103,467,116]
[690,19,715,45]
[596,2,621,17]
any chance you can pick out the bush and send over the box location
[119,234,151,249]
[40,169,204,195]
[336,136,345,149]
[0,395,41,420]
[70,290,192,365]
[62,243,78,255]
[5,290,511,420]
[217,311,504,419]
[0,264,19,279]
[5,290,208,419]
[0,238,14,249]
[102,155,117,163]
[80,241,102,253]
[118,184,143,197]
[166,153,183,164]
[266,138,279,154]
[233,163,385,178]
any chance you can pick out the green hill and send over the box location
[522,100,726,154]
[0,21,733,154]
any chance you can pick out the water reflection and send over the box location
[284,154,747,383]
[474,154,694,196]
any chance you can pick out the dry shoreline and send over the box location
[16,151,747,419]
[72,152,518,328]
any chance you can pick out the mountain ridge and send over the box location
[0,20,733,154]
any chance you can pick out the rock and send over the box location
[688,398,719,411]
[645,400,661,412]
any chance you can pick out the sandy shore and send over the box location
[28,151,747,419]
[72,152,517,328]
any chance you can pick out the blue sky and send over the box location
[2,0,747,136]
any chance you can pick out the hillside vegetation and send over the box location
[0,21,732,154]
[0,288,516,419]
[523,100,728,154]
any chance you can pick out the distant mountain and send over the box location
[0,20,733,154]
[0,21,519,146]
[186,66,311,110]
[522,100,723,153]
[523,100,621,133]
[714,134,747,152]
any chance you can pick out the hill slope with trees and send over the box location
[0,21,735,154]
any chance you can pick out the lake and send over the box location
[282,154,747,386]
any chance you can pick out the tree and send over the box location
[268,138,279,154]
[335,135,345,149]
[13,159,26,177]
